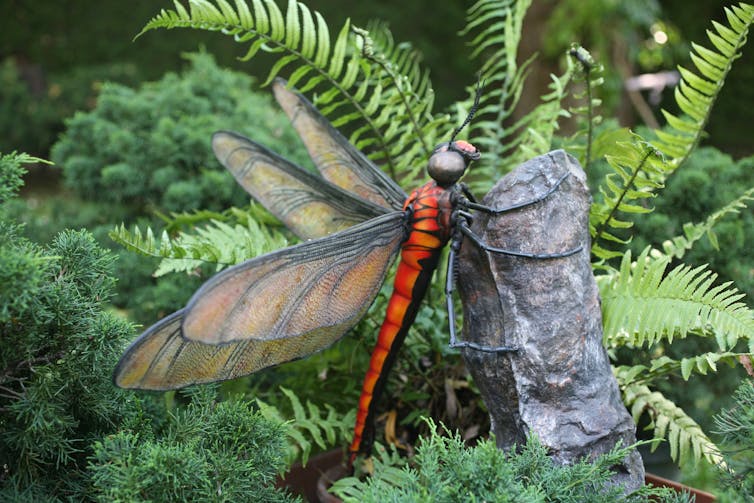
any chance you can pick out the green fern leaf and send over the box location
[655,3,754,169]
[139,1,449,181]
[256,387,355,465]
[590,139,670,259]
[600,248,754,351]
[621,383,723,467]
[659,186,754,260]
[616,351,745,388]
[460,0,575,193]
[109,207,289,276]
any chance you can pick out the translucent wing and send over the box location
[213,131,389,240]
[114,212,407,390]
[273,79,406,210]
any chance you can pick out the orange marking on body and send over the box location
[393,263,420,296]
[405,231,442,249]
[385,296,410,325]
[399,248,435,270]
[413,218,441,232]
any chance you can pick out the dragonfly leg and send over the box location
[460,224,583,259]
[466,171,571,215]
[459,182,478,204]
[445,241,517,353]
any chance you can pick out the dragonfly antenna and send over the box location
[449,78,483,143]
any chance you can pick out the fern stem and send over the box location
[584,67,593,167]
[146,16,401,177]
[356,32,431,159]
[592,146,656,247]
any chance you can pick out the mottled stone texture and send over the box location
[457,150,644,491]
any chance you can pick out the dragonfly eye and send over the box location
[428,141,480,185]
[428,149,466,186]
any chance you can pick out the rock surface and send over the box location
[456,150,644,491]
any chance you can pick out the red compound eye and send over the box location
[453,140,477,153]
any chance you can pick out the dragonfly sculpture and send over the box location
[114,78,581,464]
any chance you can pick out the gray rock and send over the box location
[456,150,644,491]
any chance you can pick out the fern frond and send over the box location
[615,351,745,390]
[589,4,753,258]
[659,186,754,260]
[621,382,724,467]
[589,137,668,260]
[255,387,355,465]
[461,0,540,191]
[140,0,446,184]
[655,2,754,170]
[109,209,288,276]
[460,1,581,194]
[600,247,754,351]
[352,23,451,181]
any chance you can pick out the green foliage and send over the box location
[632,148,754,299]
[331,421,688,502]
[87,387,298,502]
[0,153,52,323]
[255,387,355,465]
[0,154,138,497]
[654,3,754,169]
[0,228,138,495]
[621,379,723,467]
[601,248,754,352]
[713,380,754,498]
[0,57,141,157]
[590,2,754,261]
[564,45,604,167]
[589,134,668,260]
[0,151,49,205]
[110,204,290,276]
[138,0,453,184]
[51,50,310,217]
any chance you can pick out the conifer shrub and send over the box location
[0,153,295,501]
[51,51,310,217]
[1,153,139,498]
[714,380,754,499]
[332,422,690,502]
[87,388,298,502]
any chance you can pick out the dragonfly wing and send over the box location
[273,79,407,210]
[114,309,216,390]
[114,309,309,390]
[213,131,388,240]
[114,212,407,390]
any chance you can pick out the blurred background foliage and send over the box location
[3,0,753,157]
[3,0,753,317]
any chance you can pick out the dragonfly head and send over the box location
[430,78,483,186]
[428,140,480,186]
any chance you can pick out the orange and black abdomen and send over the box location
[349,181,454,461]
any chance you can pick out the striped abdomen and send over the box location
[349,181,455,461]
